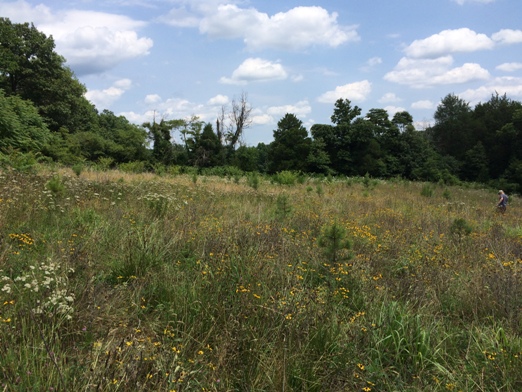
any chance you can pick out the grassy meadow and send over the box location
[0,166,521,391]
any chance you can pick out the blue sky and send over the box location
[1,0,522,145]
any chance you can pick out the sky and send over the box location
[1,0,522,146]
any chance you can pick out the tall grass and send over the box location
[0,166,521,391]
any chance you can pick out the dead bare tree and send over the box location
[216,105,226,146]
[226,92,252,150]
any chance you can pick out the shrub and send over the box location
[450,218,472,239]
[272,170,298,185]
[421,183,434,197]
[118,161,146,173]
[247,172,260,190]
[71,163,83,177]
[46,175,65,196]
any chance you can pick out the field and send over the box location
[0,166,521,391]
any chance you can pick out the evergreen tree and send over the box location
[268,113,311,173]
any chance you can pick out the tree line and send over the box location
[1,18,521,191]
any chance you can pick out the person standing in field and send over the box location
[497,190,508,213]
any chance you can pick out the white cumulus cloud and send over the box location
[317,80,372,103]
[85,79,133,109]
[266,101,312,118]
[379,93,402,103]
[0,1,153,75]
[491,29,522,45]
[220,58,288,85]
[411,100,435,110]
[384,106,406,117]
[459,76,522,104]
[384,56,490,88]
[496,62,522,72]
[207,94,230,106]
[404,28,494,58]
[189,4,359,51]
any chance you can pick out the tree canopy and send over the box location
[1,18,522,191]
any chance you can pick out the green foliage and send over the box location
[331,98,362,126]
[71,163,83,177]
[275,194,292,220]
[143,118,182,165]
[317,221,352,264]
[247,172,260,190]
[316,183,324,196]
[363,172,371,188]
[450,218,473,239]
[0,18,98,133]
[0,149,39,172]
[96,157,114,171]
[421,183,434,197]
[46,175,65,196]
[268,113,311,173]
[272,170,298,185]
[0,89,51,152]
[118,161,146,174]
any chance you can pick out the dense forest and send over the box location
[1,18,521,192]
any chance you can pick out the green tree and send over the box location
[268,113,311,173]
[192,123,223,167]
[366,108,392,136]
[0,89,51,152]
[307,137,332,175]
[392,111,414,133]
[428,94,474,160]
[460,142,489,182]
[331,98,361,126]
[143,117,184,165]
[0,18,98,133]
[230,145,260,172]
[97,110,149,163]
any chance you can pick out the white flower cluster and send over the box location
[1,259,75,320]
[138,192,186,212]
